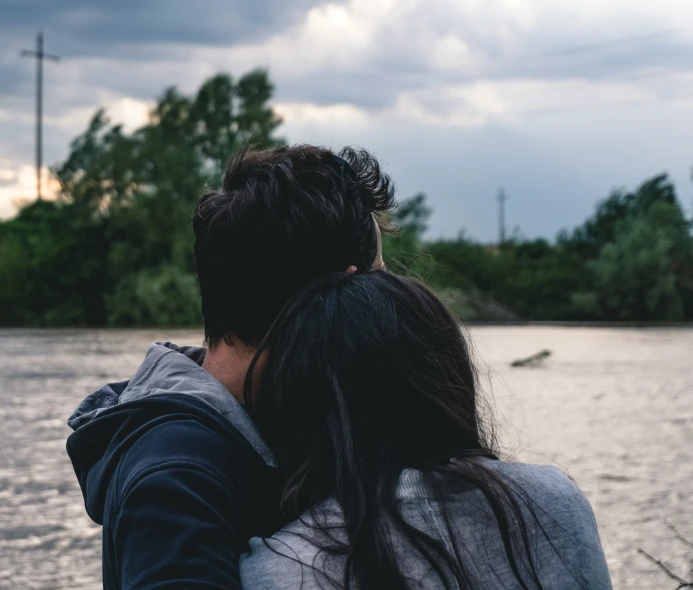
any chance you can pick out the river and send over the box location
[1,327,691,589]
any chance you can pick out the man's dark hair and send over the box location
[193,145,395,347]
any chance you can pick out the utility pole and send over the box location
[21,32,60,200]
[498,187,507,246]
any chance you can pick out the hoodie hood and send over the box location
[67,342,275,524]
[68,342,274,466]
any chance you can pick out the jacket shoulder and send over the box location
[115,418,251,501]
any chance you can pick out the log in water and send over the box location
[511,349,552,367]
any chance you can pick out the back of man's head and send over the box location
[193,145,394,348]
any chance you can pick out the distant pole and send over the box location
[498,187,507,245]
[21,32,60,200]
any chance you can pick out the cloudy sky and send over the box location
[1,0,692,241]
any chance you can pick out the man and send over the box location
[67,145,393,589]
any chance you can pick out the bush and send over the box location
[107,265,201,326]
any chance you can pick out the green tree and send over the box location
[574,200,693,321]
[0,70,283,327]
[3,69,693,327]
[382,193,438,279]
[562,174,678,258]
[106,265,202,326]
[392,192,431,237]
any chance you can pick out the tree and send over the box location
[0,70,283,327]
[382,193,438,280]
[2,69,693,326]
[392,192,431,238]
[573,200,693,321]
[563,174,678,258]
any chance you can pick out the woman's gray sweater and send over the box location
[240,460,611,589]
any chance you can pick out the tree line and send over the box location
[388,175,693,322]
[1,70,692,326]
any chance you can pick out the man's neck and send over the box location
[202,340,257,405]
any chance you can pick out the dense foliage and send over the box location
[387,175,693,321]
[1,71,691,325]
[0,70,281,326]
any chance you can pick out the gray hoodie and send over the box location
[240,460,612,589]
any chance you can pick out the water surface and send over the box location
[1,327,691,589]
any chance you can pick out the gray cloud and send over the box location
[268,25,693,115]
[0,0,339,53]
[1,0,692,238]
[3,2,691,113]
[0,0,347,99]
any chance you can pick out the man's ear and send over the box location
[346,265,357,273]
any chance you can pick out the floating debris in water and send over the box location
[511,350,551,368]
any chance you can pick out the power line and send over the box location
[602,64,693,83]
[21,31,60,201]
[508,29,680,62]
[482,61,693,86]
[514,88,693,117]
[456,29,686,83]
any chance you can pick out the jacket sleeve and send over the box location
[111,422,249,589]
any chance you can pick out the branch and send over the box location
[636,548,693,588]
[665,520,693,551]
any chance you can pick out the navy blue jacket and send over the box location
[67,343,281,589]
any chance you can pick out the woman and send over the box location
[240,271,611,589]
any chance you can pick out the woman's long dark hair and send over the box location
[244,271,547,589]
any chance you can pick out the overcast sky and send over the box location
[1,0,692,241]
